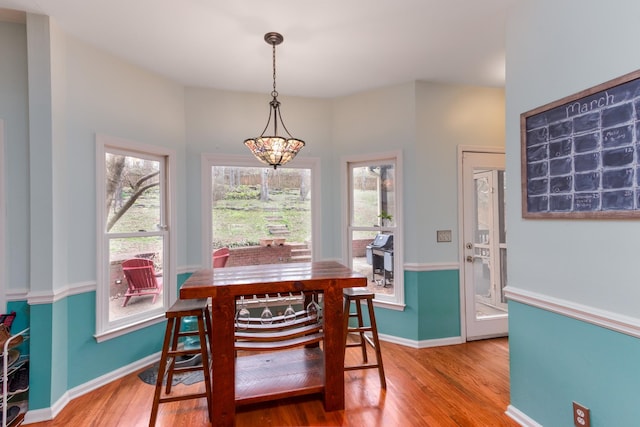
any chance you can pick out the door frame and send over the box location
[457,145,506,342]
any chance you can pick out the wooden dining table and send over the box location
[179,260,367,427]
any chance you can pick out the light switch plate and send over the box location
[437,230,452,242]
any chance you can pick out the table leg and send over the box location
[210,292,236,426]
[322,283,345,411]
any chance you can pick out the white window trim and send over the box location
[200,154,321,269]
[341,150,405,308]
[95,134,177,342]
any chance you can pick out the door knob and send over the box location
[465,243,473,250]
[466,255,474,263]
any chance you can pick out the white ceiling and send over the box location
[0,0,515,98]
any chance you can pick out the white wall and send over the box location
[0,21,29,292]
[61,28,187,281]
[414,81,505,264]
[506,0,640,317]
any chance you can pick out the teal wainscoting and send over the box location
[66,292,165,389]
[375,269,460,342]
[6,300,30,334]
[26,272,194,410]
[177,272,192,291]
[509,301,640,426]
[28,303,55,409]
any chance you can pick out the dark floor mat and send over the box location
[138,355,204,386]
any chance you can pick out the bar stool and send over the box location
[149,298,213,426]
[342,288,386,389]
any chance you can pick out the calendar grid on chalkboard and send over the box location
[521,68,640,219]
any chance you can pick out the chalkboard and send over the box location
[521,69,640,218]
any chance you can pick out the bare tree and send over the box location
[105,155,126,221]
[260,168,269,202]
[105,154,159,232]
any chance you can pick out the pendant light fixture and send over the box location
[244,32,305,169]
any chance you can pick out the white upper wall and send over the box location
[506,0,640,317]
[415,81,505,263]
[0,21,29,291]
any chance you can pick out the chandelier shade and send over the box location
[244,32,305,169]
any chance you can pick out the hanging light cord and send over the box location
[271,40,278,99]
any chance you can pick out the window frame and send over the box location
[201,154,321,268]
[342,150,405,309]
[95,134,176,342]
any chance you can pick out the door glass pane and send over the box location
[473,170,507,319]
[474,172,492,318]
[498,171,508,304]
[211,166,312,267]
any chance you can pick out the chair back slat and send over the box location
[123,258,160,291]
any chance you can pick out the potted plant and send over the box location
[378,211,393,227]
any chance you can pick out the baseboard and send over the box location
[23,352,160,424]
[505,405,542,427]
[379,332,464,349]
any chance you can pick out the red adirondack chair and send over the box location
[212,247,230,268]
[121,258,163,307]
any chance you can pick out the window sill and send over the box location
[372,299,406,311]
[94,313,165,343]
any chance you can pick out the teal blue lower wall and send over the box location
[29,304,55,409]
[509,301,640,426]
[374,269,460,342]
[6,301,30,334]
[66,292,165,390]
[24,272,194,410]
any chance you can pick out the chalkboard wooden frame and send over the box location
[521,69,640,219]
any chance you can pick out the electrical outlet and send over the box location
[436,230,452,242]
[573,402,591,427]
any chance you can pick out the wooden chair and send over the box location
[149,298,213,426]
[343,288,386,388]
[212,247,230,268]
[121,258,163,307]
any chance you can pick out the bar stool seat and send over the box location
[343,288,386,389]
[149,298,213,426]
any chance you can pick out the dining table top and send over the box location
[179,260,367,300]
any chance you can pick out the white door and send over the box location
[461,150,507,340]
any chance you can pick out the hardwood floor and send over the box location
[28,337,517,426]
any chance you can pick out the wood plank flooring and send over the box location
[28,337,517,426]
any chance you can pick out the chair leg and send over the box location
[365,299,386,389]
[343,297,351,359]
[196,312,213,422]
[343,293,386,390]
[165,317,182,394]
[150,300,213,426]
[150,318,175,427]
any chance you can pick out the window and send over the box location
[96,135,175,341]
[201,154,319,268]
[343,152,404,308]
